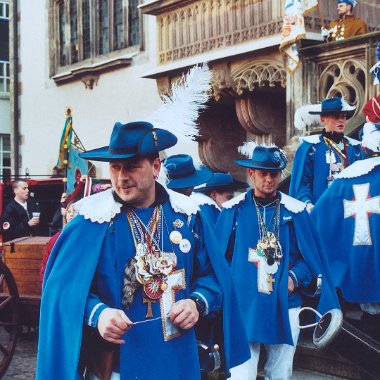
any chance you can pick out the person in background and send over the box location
[191,173,248,227]
[217,144,340,380]
[289,96,363,211]
[311,96,380,342]
[1,180,40,242]
[163,154,213,196]
[41,201,78,281]
[322,0,367,42]
[49,176,88,235]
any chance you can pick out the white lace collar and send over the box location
[300,134,361,146]
[74,187,199,224]
[222,191,306,214]
[74,189,122,223]
[336,156,380,179]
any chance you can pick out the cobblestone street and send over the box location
[3,331,37,380]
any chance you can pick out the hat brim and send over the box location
[79,128,177,162]
[195,180,248,193]
[167,166,213,189]
[79,146,137,162]
[234,159,286,171]
[308,110,355,119]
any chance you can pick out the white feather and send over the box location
[148,64,212,144]
[294,104,322,131]
[238,141,257,159]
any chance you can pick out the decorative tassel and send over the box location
[122,258,140,308]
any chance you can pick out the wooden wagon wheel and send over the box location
[0,260,21,377]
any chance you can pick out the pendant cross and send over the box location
[344,183,380,245]
[266,275,275,293]
[143,297,157,318]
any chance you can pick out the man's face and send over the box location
[109,157,161,208]
[248,169,282,198]
[14,181,29,202]
[321,113,347,133]
[337,2,351,16]
[211,190,234,208]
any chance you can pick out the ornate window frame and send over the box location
[49,0,142,87]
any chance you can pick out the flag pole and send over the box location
[63,107,72,194]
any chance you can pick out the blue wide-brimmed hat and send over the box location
[235,146,287,170]
[79,121,177,162]
[308,97,356,118]
[337,0,357,7]
[194,173,248,193]
[164,154,213,189]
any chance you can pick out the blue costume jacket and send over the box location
[37,189,250,380]
[311,156,380,303]
[289,135,363,204]
[216,190,340,345]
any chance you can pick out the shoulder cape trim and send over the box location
[75,187,200,223]
[222,192,246,209]
[300,134,321,144]
[336,156,380,179]
[190,192,220,210]
[222,191,306,213]
[167,188,200,216]
[279,192,307,213]
[345,136,361,146]
[74,189,122,223]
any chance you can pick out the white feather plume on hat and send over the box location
[237,141,287,161]
[147,64,213,186]
[148,64,212,143]
[294,104,323,132]
[238,141,257,159]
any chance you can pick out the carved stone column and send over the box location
[235,94,286,147]
[197,104,247,181]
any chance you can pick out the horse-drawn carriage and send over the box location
[0,236,49,377]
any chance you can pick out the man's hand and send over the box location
[306,202,314,213]
[288,276,295,295]
[97,308,133,344]
[168,299,199,330]
[28,217,39,227]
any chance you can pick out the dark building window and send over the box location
[82,0,91,60]
[53,0,140,69]
[59,2,67,66]
[70,0,78,63]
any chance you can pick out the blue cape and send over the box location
[289,135,363,204]
[311,157,380,303]
[216,191,340,344]
[36,199,250,379]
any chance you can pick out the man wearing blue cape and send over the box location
[37,121,250,380]
[312,95,380,342]
[191,173,248,228]
[216,144,340,380]
[289,97,363,211]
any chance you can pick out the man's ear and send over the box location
[210,190,218,202]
